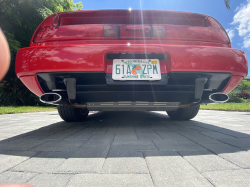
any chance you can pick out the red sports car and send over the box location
[15,9,248,122]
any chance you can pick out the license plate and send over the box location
[112,59,161,80]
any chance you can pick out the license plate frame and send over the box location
[112,59,161,81]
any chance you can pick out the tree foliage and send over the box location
[0,0,82,106]
[224,0,231,10]
[0,0,83,54]
[38,0,83,18]
[236,80,250,92]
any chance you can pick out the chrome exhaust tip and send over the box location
[209,93,229,103]
[40,93,62,104]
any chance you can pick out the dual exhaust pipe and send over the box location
[40,93,86,108]
[40,93,62,104]
[209,93,229,103]
[40,92,229,105]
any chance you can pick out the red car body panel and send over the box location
[31,40,230,48]
[15,9,248,103]
[222,75,245,94]
[16,43,247,96]
[19,75,44,96]
[16,44,247,77]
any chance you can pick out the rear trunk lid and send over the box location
[32,9,230,45]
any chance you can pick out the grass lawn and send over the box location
[0,106,57,114]
[200,103,250,112]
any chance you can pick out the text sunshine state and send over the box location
[123,75,150,78]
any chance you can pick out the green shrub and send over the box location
[245,99,250,103]
[228,97,245,103]
[236,91,250,99]
[0,76,46,106]
[227,90,246,103]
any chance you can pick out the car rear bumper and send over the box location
[16,44,248,100]
[35,72,231,104]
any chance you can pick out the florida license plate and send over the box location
[112,59,161,80]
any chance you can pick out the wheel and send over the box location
[167,105,200,120]
[57,104,89,122]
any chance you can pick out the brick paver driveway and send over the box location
[0,110,250,186]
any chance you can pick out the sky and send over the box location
[74,0,250,76]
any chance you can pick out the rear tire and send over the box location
[57,104,89,122]
[167,105,200,120]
